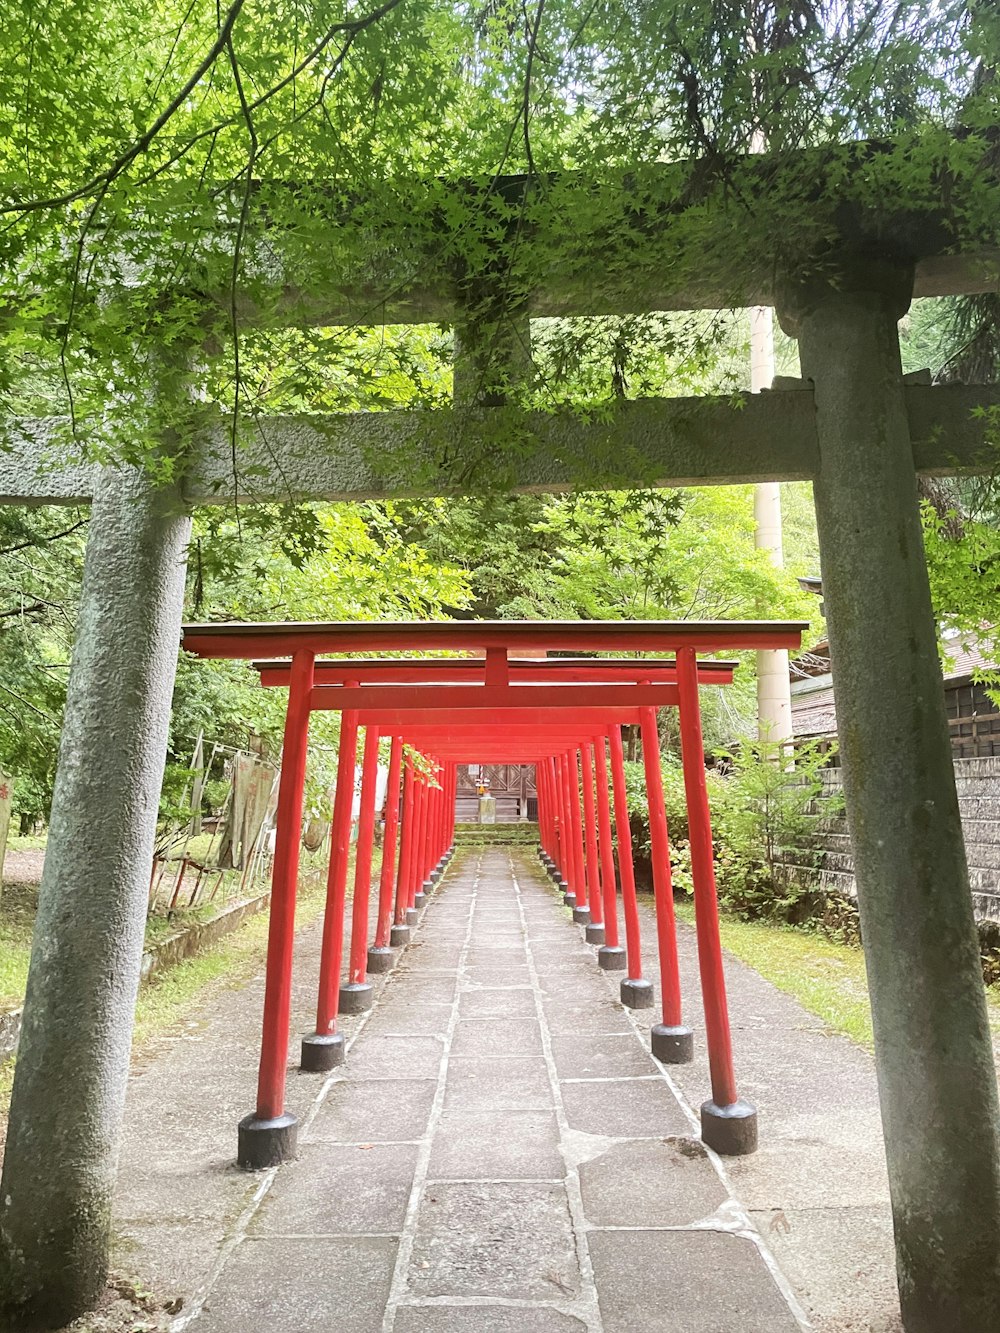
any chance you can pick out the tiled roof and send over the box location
[791,684,837,737]
[791,630,999,739]
[942,631,998,682]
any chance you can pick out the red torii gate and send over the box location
[180,619,804,1169]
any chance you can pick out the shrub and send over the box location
[621,755,721,897]
[711,736,842,923]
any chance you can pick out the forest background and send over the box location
[0,0,999,829]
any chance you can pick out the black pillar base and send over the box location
[585,923,606,946]
[620,977,655,1009]
[367,945,394,973]
[651,1023,695,1064]
[339,981,374,1015]
[390,923,411,947]
[598,945,627,971]
[300,1032,345,1072]
[701,1099,758,1156]
[562,891,577,908]
[572,905,591,925]
[430,867,443,883]
[406,907,419,927]
[423,878,434,894]
[413,892,427,909]
[237,1111,298,1170]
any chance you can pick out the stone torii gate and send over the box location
[1,162,999,1330]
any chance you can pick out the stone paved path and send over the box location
[116,847,806,1332]
[631,896,901,1333]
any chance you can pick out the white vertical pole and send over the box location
[751,305,793,744]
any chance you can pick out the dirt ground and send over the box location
[60,1277,177,1332]
[2,848,45,887]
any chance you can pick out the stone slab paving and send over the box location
[115,849,808,1332]
[627,892,901,1333]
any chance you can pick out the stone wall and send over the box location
[784,757,1000,923]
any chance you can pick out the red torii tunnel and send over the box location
[180,619,805,1169]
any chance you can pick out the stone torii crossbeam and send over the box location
[1,182,999,1332]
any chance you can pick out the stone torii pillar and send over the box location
[778,259,1000,1333]
[0,465,191,1328]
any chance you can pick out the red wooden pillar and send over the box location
[431,764,445,870]
[433,772,441,855]
[442,763,454,858]
[302,706,360,1071]
[609,725,654,1010]
[558,752,576,903]
[239,648,314,1167]
[412,772,429,907]
[541,762,557,863]
[544,756,560,876]
[341,725,380,1014]
[392,756,415,944]
[580,742,605,943]
[557,753,570,883]
[567,746,590,923]
[449,763,457,845]
[371,733,403,969]
[543,760,555,848]
[594,734,624,970]
[676,646,756,1154]
[639,703,693,1064]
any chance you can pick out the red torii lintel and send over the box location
[252,656,738,687]
[308,683,681,712]
[181,618,804,658]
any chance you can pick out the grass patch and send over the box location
[0,864,281,1005]
[0,883,35,1009]
[677,901,1000,1050]
[680,904,875,1047]
[129,842,376,1049]
[143,894,251,946]
[0,887,258,1008]
[6,833,47,852]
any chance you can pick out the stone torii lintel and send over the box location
[2,381,998,506]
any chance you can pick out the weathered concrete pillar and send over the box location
[778,259,1000,1333]
[0,465,191,1329]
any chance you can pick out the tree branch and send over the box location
[0,519,87,558]
[1,0,249,216]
